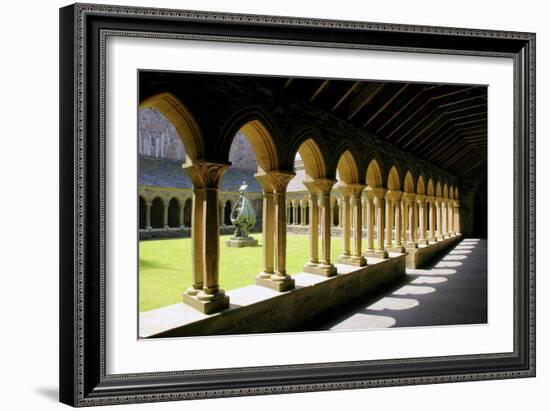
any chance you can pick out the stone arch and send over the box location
[387,166,401,191]
[167,197,180,228]
[427,178,435,196]
[417,175,426,195]
[404,171,415,194]
[336,150,361,185]
[435,181,442,198]
[150,197,164,229]
[139,92,204,162]
[223,110,281,173]
[443,183,449,199]
[449,185,455,200]
[455,187,460,200]
[366,159,384,188]
[290,129,330,179]
[224,199,232,225]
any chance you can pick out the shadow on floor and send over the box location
[301,238,487,331]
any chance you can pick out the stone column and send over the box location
[401,201,406,243]
[338,199,343,228]
[350,185,366,265]
[362,196,368,229]
[301,199,307,226]
[365,195,375,252]
[417,195,427,245]
[337,187,352,264]
[454,201,461,234]
[303,183,320,270]
[449,200,455,235]
[385,195,393,248]
[405,193,417,248]
[163,203,169,229]
[256,171,295,291]
[442,200,448,238]
[145,201,152,230]
[428,196,436,242]
[254,176,275,281]
[435,198,444,240]
[182,161,230,314]
[389,191,404,252]
[305,178,337,276]
[178,201,185,228]
[365,188,388,259]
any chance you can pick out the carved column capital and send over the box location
[338,183,365,199]
[403,192,416,204]
[183,160,230,189]
[366,187,387,200]
[255,170,295,193]
[416,194,426,204]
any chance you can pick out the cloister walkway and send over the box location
[309,238,487,330]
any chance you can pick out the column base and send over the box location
[256,274,295,292]
[417,239,428,246]
[364,249,389,259]
[405,241,418,249]
[303,263,337,277]
[388,245,406,253]
[428,236,437,243]
[437,234,446,240]
[182,291,229,314]
[337,254,366,266]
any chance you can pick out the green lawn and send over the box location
[139,233,344,312]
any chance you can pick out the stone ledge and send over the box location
[405,234,462,269]
[140,253,406,338]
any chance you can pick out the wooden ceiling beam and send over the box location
[347,83,385,120]
[331,81,360,111]
[362,83,409,128]
[309,80,330,102]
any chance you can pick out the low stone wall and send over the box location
[405,235,462,269]
[140,254,406,338]
[140,225,256,240]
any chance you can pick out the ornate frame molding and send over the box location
[59,3,535,407]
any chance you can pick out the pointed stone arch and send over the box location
[417,175,426,195]
[297,138,328,179]
[366,159,384,188]
[404,171,415,193]
[443,183,449,199]
[336,150,361,185]
[387,166,401,191]
[455,187,460,200]
[449,185,455,200]
[139,92,204,162]
[427,178,435,196]
[436,181,442,197]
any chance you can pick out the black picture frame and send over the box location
[59,3,535,407]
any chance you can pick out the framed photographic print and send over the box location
[59,2,535,407]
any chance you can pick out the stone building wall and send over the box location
[139,108,258,171]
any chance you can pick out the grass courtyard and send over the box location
[139,233,344,312]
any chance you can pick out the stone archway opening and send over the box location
[167,198,179,228]
[139,196,147,229]
[150,197,164,229]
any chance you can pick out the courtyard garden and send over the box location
[139,233,344,312]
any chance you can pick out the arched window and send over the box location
[224,200,232,225]
[139,196,146,229]
[150,197,164,229]
[167,198,179,228]
[183,198,192,227]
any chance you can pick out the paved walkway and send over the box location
[310,238,487,330]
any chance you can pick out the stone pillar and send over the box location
[304,178,337,276]
[401,201,406,243]
[385,195,393,248]
[293,202,298,225]
[389,191,404,252]
[163,203,169,229]
[454,201,461,234]
[145,201,152,230]
[442,200,448,238]
[182,161,230,314]
[301,199,307,226]
[435,198,444,240]
[178,201,185,228]
[256,171,295,291]
[405,193,417,249]
[303,183,320,270]
[337,185,365,266]
[337,187,352,264]
[428,196,436,242]
[350,186,367,265]
[255,186,275,280]
[365,188,388,259]
[417,195,427,245]
[365,195,375,252]
[449,200,455,236]
[338,199,343,228]
[362,196,367,229]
